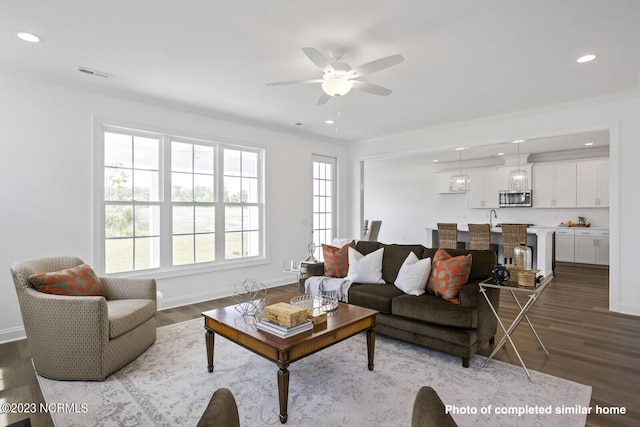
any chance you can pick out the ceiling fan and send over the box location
[266,47,405,105]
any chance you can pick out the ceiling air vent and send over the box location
[77,66,112,79]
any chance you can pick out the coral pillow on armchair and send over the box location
[322,241,355,278]
[427,249,472,304]
[29,264,105,296]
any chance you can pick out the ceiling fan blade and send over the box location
[302,47,334,74]
[349,54,404,77]
[317,92,331,105]
[266,78,323,86]
[351,80,393,96]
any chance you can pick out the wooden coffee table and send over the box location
[202,292,377,424]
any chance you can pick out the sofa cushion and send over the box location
[392,293,478,328]
[348,283,404,314]
[354,240,383,255]
[379,244,426,284]
[394,252,431,296]
[346,247,385,284]
[322,241,354,278]
[107,299,156,339]
[427,249,472,304]
[29,264,105,297]
[423,248,496,281]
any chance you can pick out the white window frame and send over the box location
[311,155,337,260]
[93,117,266,278]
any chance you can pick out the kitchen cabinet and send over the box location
[555,228,575,262]
[533,162,576,207]
[577,159,609,207]
[436,171,468,194]
[468,167,500,208]
[498,165,533,190]
[574,229,609,265]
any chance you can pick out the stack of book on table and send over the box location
[256,318,313,338]
[258,302,313,338]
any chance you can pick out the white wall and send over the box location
[350,92,640,317]
[0,69,349,342]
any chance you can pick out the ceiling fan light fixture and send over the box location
[321,76,352,96]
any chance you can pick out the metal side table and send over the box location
[479,275,552,381]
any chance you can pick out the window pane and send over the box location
[194,145,214,174]
[133,136,159,170]
[225,206,242,231]
[134,170,160,201]
[245,231,259,256]
[105,205,133,237]
[134,237,160,270]
[172,142,193,173]
[224,149,241,175]
[243,206,259,230]
[172,172,193,202]
[242,151,258,177]
[195,206,215,233]
[243,177,258,203]
[173,206,194,234]
[135,206,160,237]
[105,168,132,201]
[105,132,132,168]
[173,235,194,265]
[105,238,133,273]
[194,174,214,202]
[225,232,242,259]
[195,234,215,262]
[224,177,242,202]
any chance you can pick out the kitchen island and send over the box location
[425,225,555,278]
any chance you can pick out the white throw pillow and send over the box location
[346,247,385,284]
[394,252,432,296]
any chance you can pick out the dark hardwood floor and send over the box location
[1,265,638,427]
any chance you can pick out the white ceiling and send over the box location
[1,0,638,145]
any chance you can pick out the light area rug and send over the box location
[37,318,591,426]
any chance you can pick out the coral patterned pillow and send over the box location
[322,241,355,278]
[427,249,472,304]
[29,264,105,297]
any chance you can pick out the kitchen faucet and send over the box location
[489,209,498,228]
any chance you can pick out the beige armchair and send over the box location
[11,256,157,381]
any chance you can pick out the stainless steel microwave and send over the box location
[499,190,532,207]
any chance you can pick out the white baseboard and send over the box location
[158,276,294,310]
[0,277,296,343]
[0,325,26,343]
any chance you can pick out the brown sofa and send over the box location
[300,241,500,367]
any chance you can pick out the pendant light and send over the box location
[509,141,528,190]
[449,149,469,192]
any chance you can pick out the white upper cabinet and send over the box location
[577,158,609,207]
[498,164,533,191]
[468,167,500,208]
[532,162,577,207]
[436,171,467,194]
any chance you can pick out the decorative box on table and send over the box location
[505,264,539,287]
[264,302,308,327]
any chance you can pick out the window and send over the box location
[97,123,264,274]
[311,155,337,260]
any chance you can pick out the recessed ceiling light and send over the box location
[324,119,335,125]
[577,54,596,63]
[433,159,439,163]
[585,142,594,146]
[17,32,41,43]
[497,152,505,156]
[512,139,525,143]
[455,147,469,151]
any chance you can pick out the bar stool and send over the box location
[437,223,465,250]
[501,224,530,264]
[468,223,499,254]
